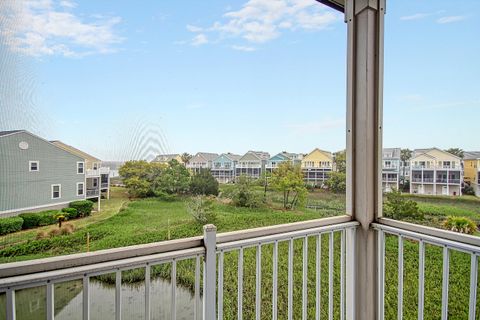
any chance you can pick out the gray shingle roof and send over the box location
[464,151,480,160]
[0,130,24,137]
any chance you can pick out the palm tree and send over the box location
[181,152,193,165]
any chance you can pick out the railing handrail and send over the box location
[0,215,352,279]
[374,218,480,252]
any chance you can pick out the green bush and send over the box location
[383,189,422,220]
[61,207,79,219]
[462,185,476,196]
[443,216,477,234]
[186,195,217,225]
[231,175,263,208]
[324,172,346,193]
[19,210,58,229]
[189,169,219,196]
[0,217,24,235]
[69,200,94,217]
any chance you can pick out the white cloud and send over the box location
[437,15,466,24]
[186,0,340,46]
[0,0,124,58]
[400,13,431,21]
[186,24,203,32]
[286,118,344,135]
[231,45,256,52]
[191,34,208,46]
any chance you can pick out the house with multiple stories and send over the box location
[409,148,462,196]
[301,148,333,186]
[211,153,241,183]
[186,152,219,174]
[0,130,87,217]
[51,141,110,202]
[265,152,303,173]
[152,154,184,165]
[464,151,480,196]
[236,151,270,179]
[382,148,401,192]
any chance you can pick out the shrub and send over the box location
[186,196,217,225]
[0,217,24,235]
[231,176,263,208]
[462,185,476,196]
[443,216,477,234]
[189,169,219,196]
[62,207,79,219]
[49,228,62,237]
[69,200,94,217]
[324,172,346,193]
[60,224,75,235]
[19,210,58,229]
[383,189,422,220]
[36,231,48,239]
[154,190,177,202]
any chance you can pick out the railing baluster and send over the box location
[47,282,54,320]
[83,276,90,320]
[303,236,308,320]
[116,270,121,320]
[238,247,244,320]
[398,236,404,320]
[171,260,177,320]
[316,234,322,320]
[441,246,450,320]
[145,264,151,320]
[288,238,294,320]
[203,225,217,320]
[272,240,278,320]
[469,254,478,320]
[340,230,345,320]
[194,255,200,320]
[329,232,334,320]
[418,241,425,320]
[218,251,224,320]
[256,244,262,320]
[345,228,356,320]
[6,289,15,320]
[378,230,385,320]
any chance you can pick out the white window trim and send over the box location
[29,161,39,172]
[77,182,85,196]
[77,161,85,174]
[51,184,61,200]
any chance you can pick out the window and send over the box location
[77,162,84,174]
[93,178,98,188]
[77,182,84,196]
[51,184,61,199]
[93,163,98,170]
[29,161,39,172]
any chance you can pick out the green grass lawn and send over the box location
[0,188,479,319]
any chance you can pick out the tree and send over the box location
[445,148,464,159]
[189,169,219,196]
[383,189,422,220]
[181,153,193,165]
[400,149,412,163]
[153,159,190,195]
[324,172,346,193]
[400,149,412,186]
[334,150,346,173]
[186,195,216,225]
[123,176,152,198]
[231,175,263,208]
[270,162,307,210]
[119,161,164,198]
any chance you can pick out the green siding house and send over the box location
[0,130,86,216]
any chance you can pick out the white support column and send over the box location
[345,0,385,319]
[203,224,217,320]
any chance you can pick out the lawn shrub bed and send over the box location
[69,200,94,217]
[0,217,24,235]
[62,207,79,219]
[19,210,58,229]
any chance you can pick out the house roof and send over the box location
[0,130,24,137]
[383,148,401,159]
[51,140,101,162]
[411,148,461,161]
[195,152,219,162]
[464,151,480,160]
[152,154,180,162]
[220,153,241,161]
[305,148,333,159]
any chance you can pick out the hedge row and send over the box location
[0,200,94,236]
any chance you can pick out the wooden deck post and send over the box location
[203,224,217,320]
[345,0,385,319]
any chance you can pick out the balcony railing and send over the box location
[1,216,480,319]
[101,182,109,189]
[86,167,110,177]
[411,165,460,170]
[411,178,434,183]
[86,188,99,197]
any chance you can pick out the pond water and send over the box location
[0,277,199,320]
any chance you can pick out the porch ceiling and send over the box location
[316,0,345,12]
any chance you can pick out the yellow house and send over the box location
[51,140,110,203]
[464,152,480,196]
[152,154,184,165]
[301,148,333,186]
[410,148,462,196]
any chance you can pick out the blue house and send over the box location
[266,152,303,173]
[211,153,241,183]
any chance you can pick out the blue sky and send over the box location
[0,0,478,160]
